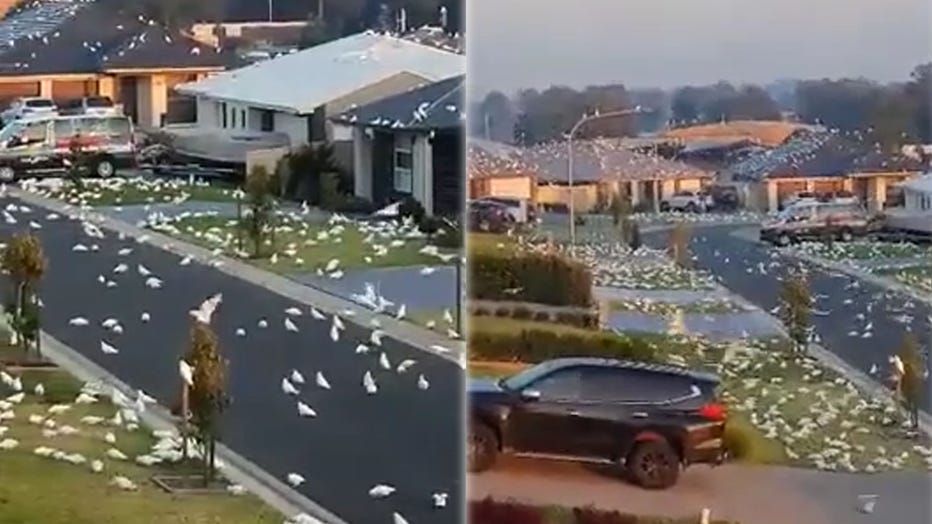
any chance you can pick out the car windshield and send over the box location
[24,99,54,108]
[85,97,112,108]
[0,121,23,142]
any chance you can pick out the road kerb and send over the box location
[35,328,344,524]
[5,185,465,364]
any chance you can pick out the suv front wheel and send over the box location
[627,439,680,489]
[467,422,498,473]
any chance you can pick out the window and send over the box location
[240,109,246,129]
[529,368,581,401]
[52,119,73,139]
[259,109,274,132]
[231,107,237,128]
[580,368,700,404]
[393,138,414,193]
[24,98,54,108]
[21,120,47,144]
[220,102,227,128]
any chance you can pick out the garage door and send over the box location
[52,80,97,104]
[0,81,39,107]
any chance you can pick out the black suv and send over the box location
[468,358,727,489]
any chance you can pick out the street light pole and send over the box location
[567,107,646,250]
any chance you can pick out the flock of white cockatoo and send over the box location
[21,176,233,208]
[0,191,461,523]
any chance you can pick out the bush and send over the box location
[335,195,377,215]
[432,217,464,250]
[419,215,444,236]
[512,306,532,320]
[469,250,593,307]
[493,307,511,318]
[318,171,342,210]
[473,307,490,317]
[469,499,544,524]
[399,196,426,223]
[532,311,551,322]
[468,325,658,363]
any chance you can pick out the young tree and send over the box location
[64,138,90,190]
[778,269,812,352]
[668,223,692,268]
[243,165,276,258]
[1,233,45,357]
[896,334,925,430]
[185,321,229,485]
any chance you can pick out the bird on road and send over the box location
[281,378,300,396]
[290,370,305,385]
[315,372,331,390]
[100,341,119,355]
[284,318,299,332]
[363,371,377,394]
[417,374,429,390]
[432,492,448,508]
[297,401,316,418]
[286,473,305,487]
[369,484,395,498]
[179,360,194,387]
[190,293,222,325]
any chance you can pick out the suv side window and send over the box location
[529,368,581,401]
[21,120,47,144]
[581,368,699,404]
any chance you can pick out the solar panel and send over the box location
[0,0,91,52]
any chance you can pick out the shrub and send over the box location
[472,307,490,317]
[493,307,511,317]
[318,171,342,210]
[511,306,533,320]
[469,498,544,524]
[284,143,342,203]
[468,325,658,363]
[778,269,812,351]
[398,196,426,224]
[469,250,593,307]
[432,217,464,250]
[532,311,551,322]
[418,215,444,237]
[335,195,377,215]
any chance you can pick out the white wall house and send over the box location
[171,31,464,166]
[885,174,932,235]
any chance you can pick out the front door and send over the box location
[507,367,584,457]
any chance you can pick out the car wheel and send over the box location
[467,422,498,473]
[684,202,698,213]
[94,157,115,178]
[0,165,15,183]
[777,233,791,246]
[627,439,680,489]
[659,202,670,212]
[478,220,491,232]
[839,229,853,242]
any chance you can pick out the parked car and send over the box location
[0,97,57,125]
[708,184,741,211]
[475,196,535,224]
[58,96,121,117]
[468,358,727,489]
[468,199,512,233]
[660,190,713,213]
[759,201,871,245]
[0,113,135,182]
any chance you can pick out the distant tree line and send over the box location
[472,63,931,151]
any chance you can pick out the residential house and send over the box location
[0,1,229,128]
[885,174,932,235]
[171,31,464,166]
[662,120,819,148]
[521,139,713,213]
[726,130,926,212]
[467,138,538,202]
[330,74,464,216]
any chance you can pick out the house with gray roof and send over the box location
[329,74,463,216]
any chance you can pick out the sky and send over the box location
[467,0,932,98]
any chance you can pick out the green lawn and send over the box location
[468,317,932,472]
[467,232,525,254]
[794,240,932,261]
[150,214,453,272]
[0,369,282,523]
[878,265,932,294]
[24,177,239,207]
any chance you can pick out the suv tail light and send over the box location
[697,402,726,421]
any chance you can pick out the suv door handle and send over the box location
[567,410,581,417]
[632,412,648,419]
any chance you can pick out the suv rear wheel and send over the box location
[94,157,115,178]
[838,228,853,242]
[776,233,792,246]
[0,165,15,183]
[467,422,498,473]
[627,439,680,489]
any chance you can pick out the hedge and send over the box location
[469,498,741,524]
[472,304,599,330]
[469,250,593,307]
[468,322,657,363]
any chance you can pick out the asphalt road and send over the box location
[645,225,932,410]
[471,457,932,524]
[0,197,463,524]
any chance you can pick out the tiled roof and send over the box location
[0,1,229,75]
[663,120,818,148]
[522,139,713,183]
[467,138,538,179]
[727,130,925,181]
[331,74,463,131]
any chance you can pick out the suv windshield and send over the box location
[0,121,23,142]
[24,99,54,108]
[85,97,113,108]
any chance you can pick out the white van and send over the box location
[760,201,871,245]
